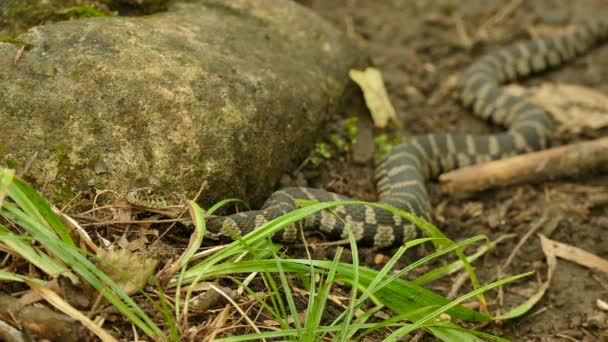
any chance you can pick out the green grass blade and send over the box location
[494,282,548,320]
[0,224,73,279]
[385,272,533,340]
[428,324,510,342]
[305,247,342,341]
[192,259,490,322]
[0,168,13,208]
[338,216,361,342]
[0,271,46,283]
[206,198,249,215]
[262,271,290,330]
[301,235,319,339]
[176,200,207,323]
[273,249,303,335]
[211,322,412,342]
[414,234,515,286]
[7,175,75,246]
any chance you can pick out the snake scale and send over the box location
[128,19,608,248]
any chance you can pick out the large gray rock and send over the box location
[0,0,365,206]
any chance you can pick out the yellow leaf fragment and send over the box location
[540,235,608,273]
[349,67,401,128]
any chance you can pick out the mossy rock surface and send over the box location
[0,0,365,206]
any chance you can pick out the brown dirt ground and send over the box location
[3,1,608,341]
[293,0,608,341]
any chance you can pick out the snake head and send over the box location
[125,187,188,210]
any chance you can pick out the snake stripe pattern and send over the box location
[128,19,608,247]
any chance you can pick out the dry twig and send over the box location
[440,137,608,196]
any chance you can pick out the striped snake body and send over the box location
[128,19,608,247]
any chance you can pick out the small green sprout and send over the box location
[374,134,392,163]
[344,117,358,144]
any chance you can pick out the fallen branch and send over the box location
[440,137,608,196]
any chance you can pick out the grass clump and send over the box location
[0,166,529,340]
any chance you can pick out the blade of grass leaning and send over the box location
[426,323,486,342]
[0,224,74,279]
[414,234,516,286]
[365,237,472,293]
[358,236,492,340]
[211,322,412,342]
[0,271,45,283]
[261,271,291,330]
[427,324,510,342]
[228,275,290,330]
[339,235,486,320]
[356,308,487,341]
[359,309,432,338]
[305,247,343,340]
[398,235,487,280]
[176,200,207,323]
[206,198,250,215]
[273,247,304,335]
[338,243,410,340]
[36,235,164,338]
[337,214,360,342]
[348,237,443,312]
[181,201,207,267]
[0,168,13,208]
[174,232,279,290]
[347,238,454,339]
[141,278,180,342]
[156,288,180,342]
[1,202,76,253]
[301,229,319,338]
[348,304,385,337]
[493,281,549,320]
[7,175,75,246]
[384,271,533,340]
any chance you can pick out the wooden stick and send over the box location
[440,137,608,196]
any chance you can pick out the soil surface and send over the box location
[3,1,607,341]
[293,0,608,341]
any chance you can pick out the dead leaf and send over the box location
[539,235,608,273]
[25,280,117,342]
[505,83,608,134]
[97,249,159,295]
[598,299,608,311]
[349,67,401,128]
[189,285,237,314]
